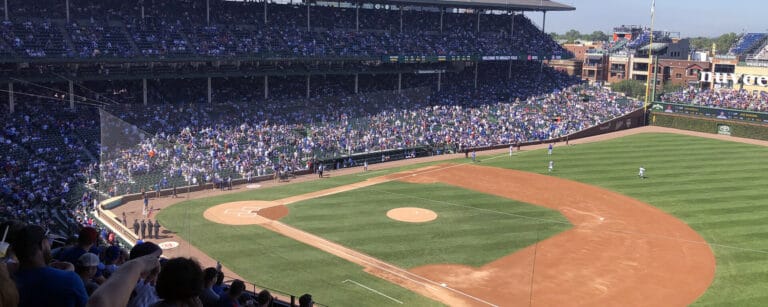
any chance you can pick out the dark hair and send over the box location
[257,289,272,305]
[229,279,245,297]
[78,227,98,246]
[155,257,204,302]
[203,267,218,283]
[129,241,160,260]
[299,294,313,307]
[10,224,46,261]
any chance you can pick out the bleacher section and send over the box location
[729,32,767,55]
[0,0,572,60]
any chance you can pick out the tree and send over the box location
[563,29,581,43]
[686,33,739,55]
[588,31,609,42]
[610,80,648,100]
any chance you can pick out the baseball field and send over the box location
[155,128,768,306]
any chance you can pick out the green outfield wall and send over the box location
[651,111,768,141]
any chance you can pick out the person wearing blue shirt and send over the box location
[12,224,88,307]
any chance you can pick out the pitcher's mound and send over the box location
[387,207,437,223]
[204,201,288,225]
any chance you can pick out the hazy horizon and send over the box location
[528,0,765,38]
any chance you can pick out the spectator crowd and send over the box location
[2,63,643,227]
[1,220,313,306]
[662,86,768,112]
[0,0,570,59]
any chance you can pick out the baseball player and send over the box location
[638,166,646,179]
[548,143,553,155]
[363,160,368,172]
[509,144,514,157]
[548,160,554,172]
[471,150,476,163]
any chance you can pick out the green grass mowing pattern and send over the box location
[157,162,474,307]
[158,196,442,306]
[479,132,768,306]
[281,181,571,268]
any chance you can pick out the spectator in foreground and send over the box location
[127,242,163,307]
[256,289,273,307]
[298,294,313,307]
[152,257,205,307]
[56,226,99,265]
[75,253,101,295]
[87,248,162,307]
[11,224,88,307]
[199,267,220,307]
[217,279,245,307]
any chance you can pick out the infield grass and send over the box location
[160,131,768,306]
[281,181,570,268]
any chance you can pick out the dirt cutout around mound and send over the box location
[137,126,729,307]
[386,207,438,223]
[399,164,715,307]
[203,201,287,225]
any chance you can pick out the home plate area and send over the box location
[203,201,288,225]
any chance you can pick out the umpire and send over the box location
[132,219,140,236]
[147,220,154,239]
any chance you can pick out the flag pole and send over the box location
[644,0,656,112]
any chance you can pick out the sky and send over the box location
[531,0,767,38]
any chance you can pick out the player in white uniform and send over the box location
[548,160,554,172]
[638,166,646,179]
[509,145,514,157]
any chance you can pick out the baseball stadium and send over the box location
[2,0,768,306]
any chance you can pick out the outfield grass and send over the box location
[281,181,570,269]
[160,132,768,306]
[480,133,768,306]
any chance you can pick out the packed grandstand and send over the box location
[3,0,765,306]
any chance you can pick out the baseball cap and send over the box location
[78,252,100,267]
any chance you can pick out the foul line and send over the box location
[268,220,499,306]
[342,279,403,304]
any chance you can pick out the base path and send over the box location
[112,126,729,306]
[400,164,715,306]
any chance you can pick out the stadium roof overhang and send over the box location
[365,0,575,11]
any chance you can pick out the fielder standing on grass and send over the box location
[548,143,553,155]
[639,166,646,179]
[548,160,554,173]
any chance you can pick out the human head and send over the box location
[203,267,218,287]
[130,241,162,277]
[299,293,313,307]
[256,289,272,306]
[228,279,245,299]
[10,224,51,265]
[77,227,98,248]
[75,252,99,278]
[103,245,121,264]
[155,257,204,304]
[129,242,161,260]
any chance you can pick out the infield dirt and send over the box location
[110,126,735,306]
